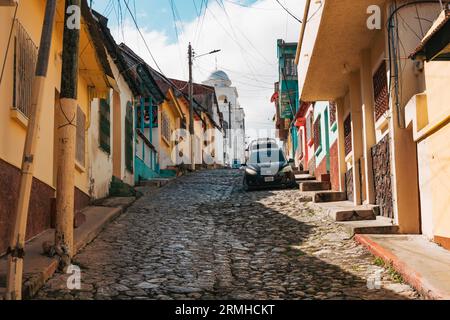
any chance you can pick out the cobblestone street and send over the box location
[35,170,419,300]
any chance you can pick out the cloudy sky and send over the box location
[92,0,305,141]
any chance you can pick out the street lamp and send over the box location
[188,43,221,171]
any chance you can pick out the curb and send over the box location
[21,201,134,299]
[354,234,450,300]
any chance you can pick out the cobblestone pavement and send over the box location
[35,170,419,300]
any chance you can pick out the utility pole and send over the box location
[55,0,81,270]
[188,43,195,171]
[5,0,58,300]
[187,44,221,171]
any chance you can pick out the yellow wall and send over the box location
[413,61,450,241]
[417,122,450,240]
[0,0,109,197]
[158,97,181,169]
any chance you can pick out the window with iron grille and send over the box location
[76,106,86,167]
[13,20,38,118]
[161,111,171,144]
[99,98,111,154]
[284,57,297,77]
[344,114,352,156]
[306,113,312,142]
[329,101,337,126]
[125,102,134,172]
[373,61,389,121]
[314,115,321,151]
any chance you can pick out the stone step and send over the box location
[338,216,399,237]
[313,191,347,203]
[332,208,377,222]
[318,173,330,182]
[310,201,379,222]
[295,174,316,182]
[294,170,309,175]
[300,181,331,192]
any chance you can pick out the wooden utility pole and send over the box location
[5,0,58,300]
[188,43,195,171]
[55,0,81,270]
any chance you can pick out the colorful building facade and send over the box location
[0,0,113,254]
[276,39,299,162]
[296,0,450,248]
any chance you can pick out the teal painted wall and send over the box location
[135,157,159,183]
[277,39,299,120]
[314,102,331,170]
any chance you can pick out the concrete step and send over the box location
[310,201,378,222]
[313,191,347,203]
[333,208,377,222]
[300,181,331,192]
[338,216,399,237]
[293,170,309,175]
[295,174,316,182]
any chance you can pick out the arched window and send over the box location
[218,95,228,104]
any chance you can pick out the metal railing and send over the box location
[13,19,38,118]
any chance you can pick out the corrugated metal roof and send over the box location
[410,9,450,60]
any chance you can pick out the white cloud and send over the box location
[109,0,305,142]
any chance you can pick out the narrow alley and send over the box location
[35,170,418,300]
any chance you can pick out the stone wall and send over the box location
[371,134,394,218]
[0,159,92,255]
[0,159,54,255]
[345,168,353,201]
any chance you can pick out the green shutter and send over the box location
[125,102,134,173]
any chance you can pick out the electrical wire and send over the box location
[122,0,165,75]
[168,0,187,78]
[274,0,302,23]
[0,3,18,89]
[212,0,275,85]
[217,0,276,66]
[386,0,445,128]
[223,0,278,11]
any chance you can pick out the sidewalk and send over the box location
[355,234,450,300]
[0,197,136,299]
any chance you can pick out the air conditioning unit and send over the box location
[0,0,19,6]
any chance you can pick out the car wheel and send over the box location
[243,177,251,192]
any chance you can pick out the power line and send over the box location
[275,0,302,23]
[122,0,165,74]
[168,0,187,77]
[193,0,209,47]
[223,0,278,10]
[0,3,18,89]
[217,0,276,66]
[210,1,272,85]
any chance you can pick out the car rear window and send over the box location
[249,149,286,164]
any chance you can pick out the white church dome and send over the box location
[205,70,232,87]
